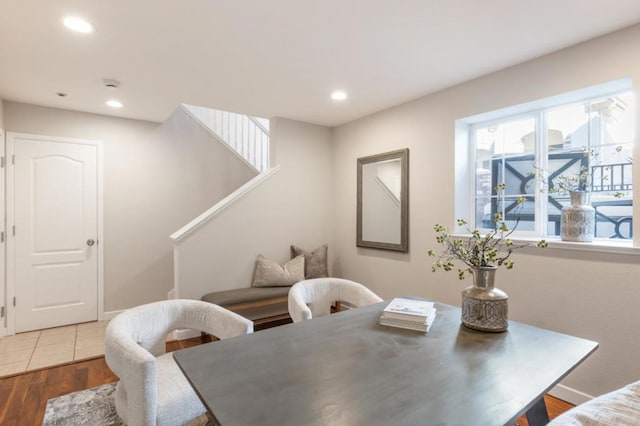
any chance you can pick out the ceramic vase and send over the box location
[461,266,508,332]
[561,191,595,242]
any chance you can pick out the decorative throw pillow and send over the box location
[290,244,329,279]
[252,255,305,287]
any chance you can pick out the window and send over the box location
[459,82,634,242]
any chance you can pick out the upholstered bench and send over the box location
[201,287,292,330]
[202,245,329,330]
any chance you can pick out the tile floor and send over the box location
[0,320,109,377]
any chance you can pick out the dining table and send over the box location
[174,299,598,426]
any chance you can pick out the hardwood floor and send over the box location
[0,336,208,426]
[0,335,574,425]
[0,357,117,426]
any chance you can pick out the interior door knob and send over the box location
[87,239,95,246]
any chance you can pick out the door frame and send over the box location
[6,132,104,335]
[0,128,5,338]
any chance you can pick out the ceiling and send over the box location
[1,1,640,127]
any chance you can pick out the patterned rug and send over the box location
[43,382,211,425]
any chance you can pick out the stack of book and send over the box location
[379,298,437,332]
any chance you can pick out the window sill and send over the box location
[451,234,640,255]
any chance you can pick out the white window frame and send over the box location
[469,111,542,238]
[454,78,639,254]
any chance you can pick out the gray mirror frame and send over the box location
[356,148,409,252]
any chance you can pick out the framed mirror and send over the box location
[357,148,409,252]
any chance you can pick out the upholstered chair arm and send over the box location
[288,284,313,323]
[548,380,640,425]
[178,300,254,339]
[338,281,384,306]
[105,322,158,426]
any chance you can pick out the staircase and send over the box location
[182,104,270,172]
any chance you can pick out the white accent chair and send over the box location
[288,278,383,322]
[548,380,640,425]
[105,299,253,426]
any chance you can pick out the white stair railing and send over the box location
[182,104,269,172]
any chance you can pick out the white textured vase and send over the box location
[461,266,508,332]
[561,191,595,242]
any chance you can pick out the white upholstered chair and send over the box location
[105,299,253,426]
[288,278,383,322]
[548,380,640,425]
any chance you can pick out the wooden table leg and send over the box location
[525,397,550,426]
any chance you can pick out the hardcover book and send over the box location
[382,298,436,322]
[379,315,436,332]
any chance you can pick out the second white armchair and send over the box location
[288,278,383,322]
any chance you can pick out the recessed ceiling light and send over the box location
[106,100,123,108]
[331,91,348,101]
[63,16,94,33]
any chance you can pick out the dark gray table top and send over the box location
[173,300,598,426]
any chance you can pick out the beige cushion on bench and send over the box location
[201,287,290,306]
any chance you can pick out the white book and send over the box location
[380,311,434,325]
[382,298,436,322]
[379,312,437,333]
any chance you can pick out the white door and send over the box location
[8,133,101,333]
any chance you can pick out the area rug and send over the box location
[43,382,212,425]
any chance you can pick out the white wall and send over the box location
[175,118,333,300]
[3,102,256,313]
[332,24,640,400]
[0,98,4,128]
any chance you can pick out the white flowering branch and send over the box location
[428,185,547,280]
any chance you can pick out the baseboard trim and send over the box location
[549,383,594,405]
[101,310,124,321]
